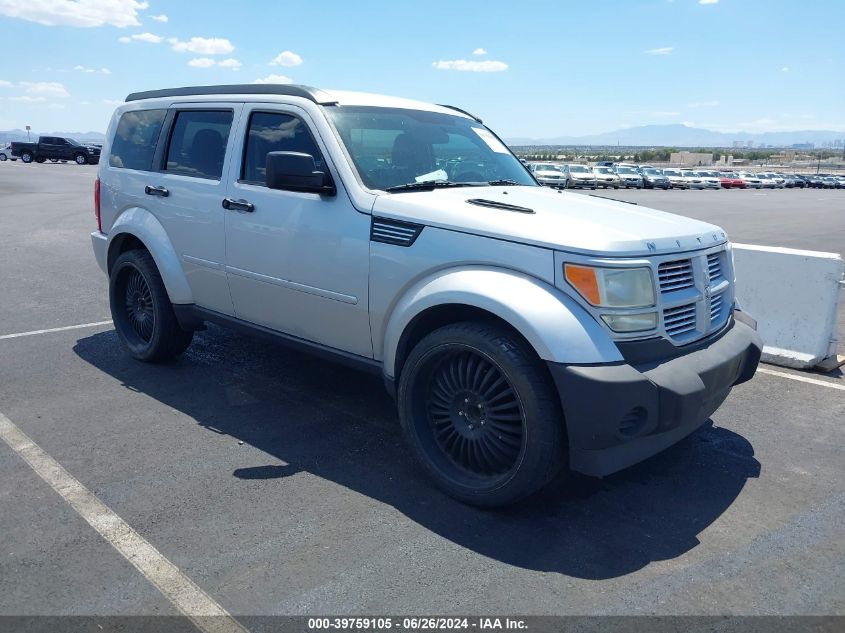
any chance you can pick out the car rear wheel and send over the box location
[109,249,193,362]
[398,322,567,507]
[20,152,33,163]
[74,153,87,165]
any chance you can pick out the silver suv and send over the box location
[91,84,762,507]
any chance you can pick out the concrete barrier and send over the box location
[733,244,844,369]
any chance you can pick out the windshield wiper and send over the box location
[385,181,480,193]
[486,179,524,186]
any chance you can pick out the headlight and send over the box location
[601,313,658,332]
[564,264,656,307]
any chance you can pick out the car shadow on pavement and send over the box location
[74,325,760,580]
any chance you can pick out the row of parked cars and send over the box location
[526,161,845,190]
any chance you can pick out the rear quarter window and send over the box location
[109,109,166,171]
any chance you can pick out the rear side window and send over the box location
[241,111,324,185]
[109,109,166,171]
[165,110,233,179]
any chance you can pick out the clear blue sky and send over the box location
[1,0,842,136]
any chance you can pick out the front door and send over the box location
[223,104,372,358]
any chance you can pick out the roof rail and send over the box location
[125,84,338,104]
[436,104,482,123]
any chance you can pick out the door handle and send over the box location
[222,198,255,212]
[144,185,169,197]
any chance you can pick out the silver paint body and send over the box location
[92,89,730,379]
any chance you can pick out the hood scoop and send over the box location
[466,198,534,214]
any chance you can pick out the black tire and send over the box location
[0,154,6,162]
[35,157,45,163]
[21,152,33,163]
[397,321,566,507]
[109,249,193,362]
[73,153,87,165]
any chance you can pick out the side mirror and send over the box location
[266,151,336,195]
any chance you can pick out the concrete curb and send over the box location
[733,244,844,369]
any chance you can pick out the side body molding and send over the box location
[108,207,193,304]
[381,267,624,379]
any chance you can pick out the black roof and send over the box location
[125,84,338,104]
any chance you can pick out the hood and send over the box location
[372,185,727,257]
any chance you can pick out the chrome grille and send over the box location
[658,259,694,293]
[663,303,697,337]
[707,253,722,281]
[710,292,724,323]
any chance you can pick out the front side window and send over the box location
[165,110,233,179]
[109,109,166,171]
[241,111,324,185]
[324,105,535,191]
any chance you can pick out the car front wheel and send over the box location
[398,322,567,507]
[109,249,193,362]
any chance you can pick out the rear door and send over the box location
[143,103,244,315]
[222,103,372,357]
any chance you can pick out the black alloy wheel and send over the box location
[123,268,155,343]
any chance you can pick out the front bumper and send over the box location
[547,315,762,477]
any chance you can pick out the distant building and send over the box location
[670,151,713,166]
[792,142,814,150]
[732,140,744,148]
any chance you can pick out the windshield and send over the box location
[643,169,661,175]
[569,165,591,173]
[324,106,535,191]
[66,138,81,146]
[616,167,637,174]
[594,167,612,174]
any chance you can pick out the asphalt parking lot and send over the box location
[0,162,843,624]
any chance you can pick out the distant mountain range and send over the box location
[0,129,106,143]
[505,124,845,147]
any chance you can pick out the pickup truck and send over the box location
[11,136,101,165]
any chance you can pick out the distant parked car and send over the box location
[789,175,809,189]
[639,167,671,189]
[821,176,841,189]
[804,175,825,188]
[0,143,16,161]
[756,174,776,189]
[718,172,745,189]
[680,169,706,189]
[693,170,722,190]
[614,165,643,189]
[594,160,615,167]
[662,168,691,189]
[737,172,763,189]
[592,165,620,189]
[562,164,598,189]
[760,173,785,188]
[528,162,567,188]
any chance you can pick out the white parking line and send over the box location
[758,367,845,391]
[0,411,249,633]
[0,320,113,340]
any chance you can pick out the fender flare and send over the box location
[381,266,623,379]
[107,207,193,304]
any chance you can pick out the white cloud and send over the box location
[646,47,673,55]
[102,99,123,105]
[48,102,66,109]
[9,95,48,102]
[698,0,719,4]
[432,59,508,72]
[472,48,487,56]
[687,100,720,108]
[0,0,148,27]
[20,81,70,97]
[652,111,680,117]
[0,79,13,88]
[149,13,167,22]
[781,66,790,72]
[119,31,161,44]
[169,36,234,55]
[270,50,303,67]
[188,57,216,68]
[72,64,111,74]
[218,58,241,70]
[253,74,292,84]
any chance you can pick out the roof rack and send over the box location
[437,104,482,123]
[125,84,338,104]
